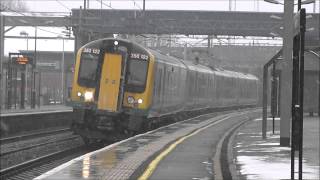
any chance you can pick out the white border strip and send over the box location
[1,109,73,117]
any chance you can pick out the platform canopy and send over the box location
[70,9,319,46]
[3,10,319,46]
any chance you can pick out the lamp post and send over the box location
[0,15,4,110]
[31,26,37,109]
[143,0,145,11]
[58,36,65,104]
[20,31,29,107]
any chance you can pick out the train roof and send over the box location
[148,49,187,69]
[214,69,236,78]
[148,47,258,80]
[181,60,214,74]
[146,48,213,74]
[81,38,258,81]
[214,69,259,81]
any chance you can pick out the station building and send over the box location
[0,50,74,108]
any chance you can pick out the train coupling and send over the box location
[96,116,115,131]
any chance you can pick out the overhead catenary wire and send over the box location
[0,4,67,37]
[95,0,114,9]
[55,0,71,11]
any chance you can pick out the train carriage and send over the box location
[148,49,188,117]
[69,38,259,144]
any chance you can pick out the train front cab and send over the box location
[70,40,129,113]
[70,39,155,139]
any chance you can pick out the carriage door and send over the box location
[98,53,124,112]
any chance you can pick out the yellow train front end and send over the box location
[70,47,97,109]
[69,39,155,144]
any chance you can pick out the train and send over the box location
[68,38,259,144]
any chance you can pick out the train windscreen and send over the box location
[126,59,148,92]
[78,53,100,87]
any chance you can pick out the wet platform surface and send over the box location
[148,114,250,180]
[233,115,320,180]
[36,109,260,180]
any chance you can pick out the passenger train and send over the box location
[69,38,259,144]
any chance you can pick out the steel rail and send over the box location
[0,146,86,179]
[0,128,71,144]
[1,136,79,156]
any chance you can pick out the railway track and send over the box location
[0,128,86,180]
[0,146,90,180]
[0,107,255,180]
[0,128,71,144]
[1,135,80,156]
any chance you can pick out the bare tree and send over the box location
[0,0,28,12]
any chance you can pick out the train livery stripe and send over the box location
[138,115,232,180]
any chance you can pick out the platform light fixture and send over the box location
[264,0,282,5]
[300,0,316,5]
[306,14,313,19]
[264,0,315,5]
[306,27,315,31]
[270,14,282,20]
[20,31,28,37]
[269,32,279,37]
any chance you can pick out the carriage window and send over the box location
[126,59,149,92]
[78,53,100,87]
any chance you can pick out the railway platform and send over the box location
[233,115,319,180]
[0,105,74,138]
[35,109,260,180]
[0,105,72,117]
[35,110,319,180]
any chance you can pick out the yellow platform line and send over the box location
[138,115,231,180]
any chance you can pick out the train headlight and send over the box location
[84,92,93,101]
[77,92,82,97]
[114,41,119,46]
[137,99,143,104]
[127,96,135,104]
